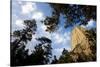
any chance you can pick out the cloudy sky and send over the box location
[11,0,96,59]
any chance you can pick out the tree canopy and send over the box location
[11,19,52,66]
[42,3,96,32]
[11,2,96,66]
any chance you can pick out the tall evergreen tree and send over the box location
[11,19,37,66]
[25,37,52,65]
[11,18,53,66]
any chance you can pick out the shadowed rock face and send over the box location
[71,26,96,62]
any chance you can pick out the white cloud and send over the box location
[37,23,51,39]
[32,11,45,21]
[81,19,96,29]
[20,1,45,20]
[52,32,71,45]
[21,2,36,14]
[40,23,47,31]
[86,19,96,29]
[15,19,25,28]
[54,33,63,44]
[53,48,63,59]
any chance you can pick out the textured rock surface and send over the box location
[70,26,96,62]
[71,26,87,50]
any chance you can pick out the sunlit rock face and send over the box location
[71,26,96,62]
[71,27,87,50]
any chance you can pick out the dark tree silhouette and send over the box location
[26,37,52,65]
[11,19,37,66]
[11,2,96,66]
[51,55,58,64]
[58,48,73,63]
[42,3,96,32]
[11,20,52,66]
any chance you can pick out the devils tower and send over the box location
[71,26,87,50]
[70,26,96,62]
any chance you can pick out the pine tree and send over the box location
[42,3,96,32]
[26,37,52,65]
[11,19,37,66]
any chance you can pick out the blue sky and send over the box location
[11,0,96,59]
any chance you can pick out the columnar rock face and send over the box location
[71,26,96,62]
[71,26,87,50]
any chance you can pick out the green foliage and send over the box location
[30,37,52,65]
[42,3,96,32]
[11,3,96,66]
[58,48,73,63]
[11,19,52,66]
[11,19,37,66]
[28,41,52,65]
[36,37,52,44]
